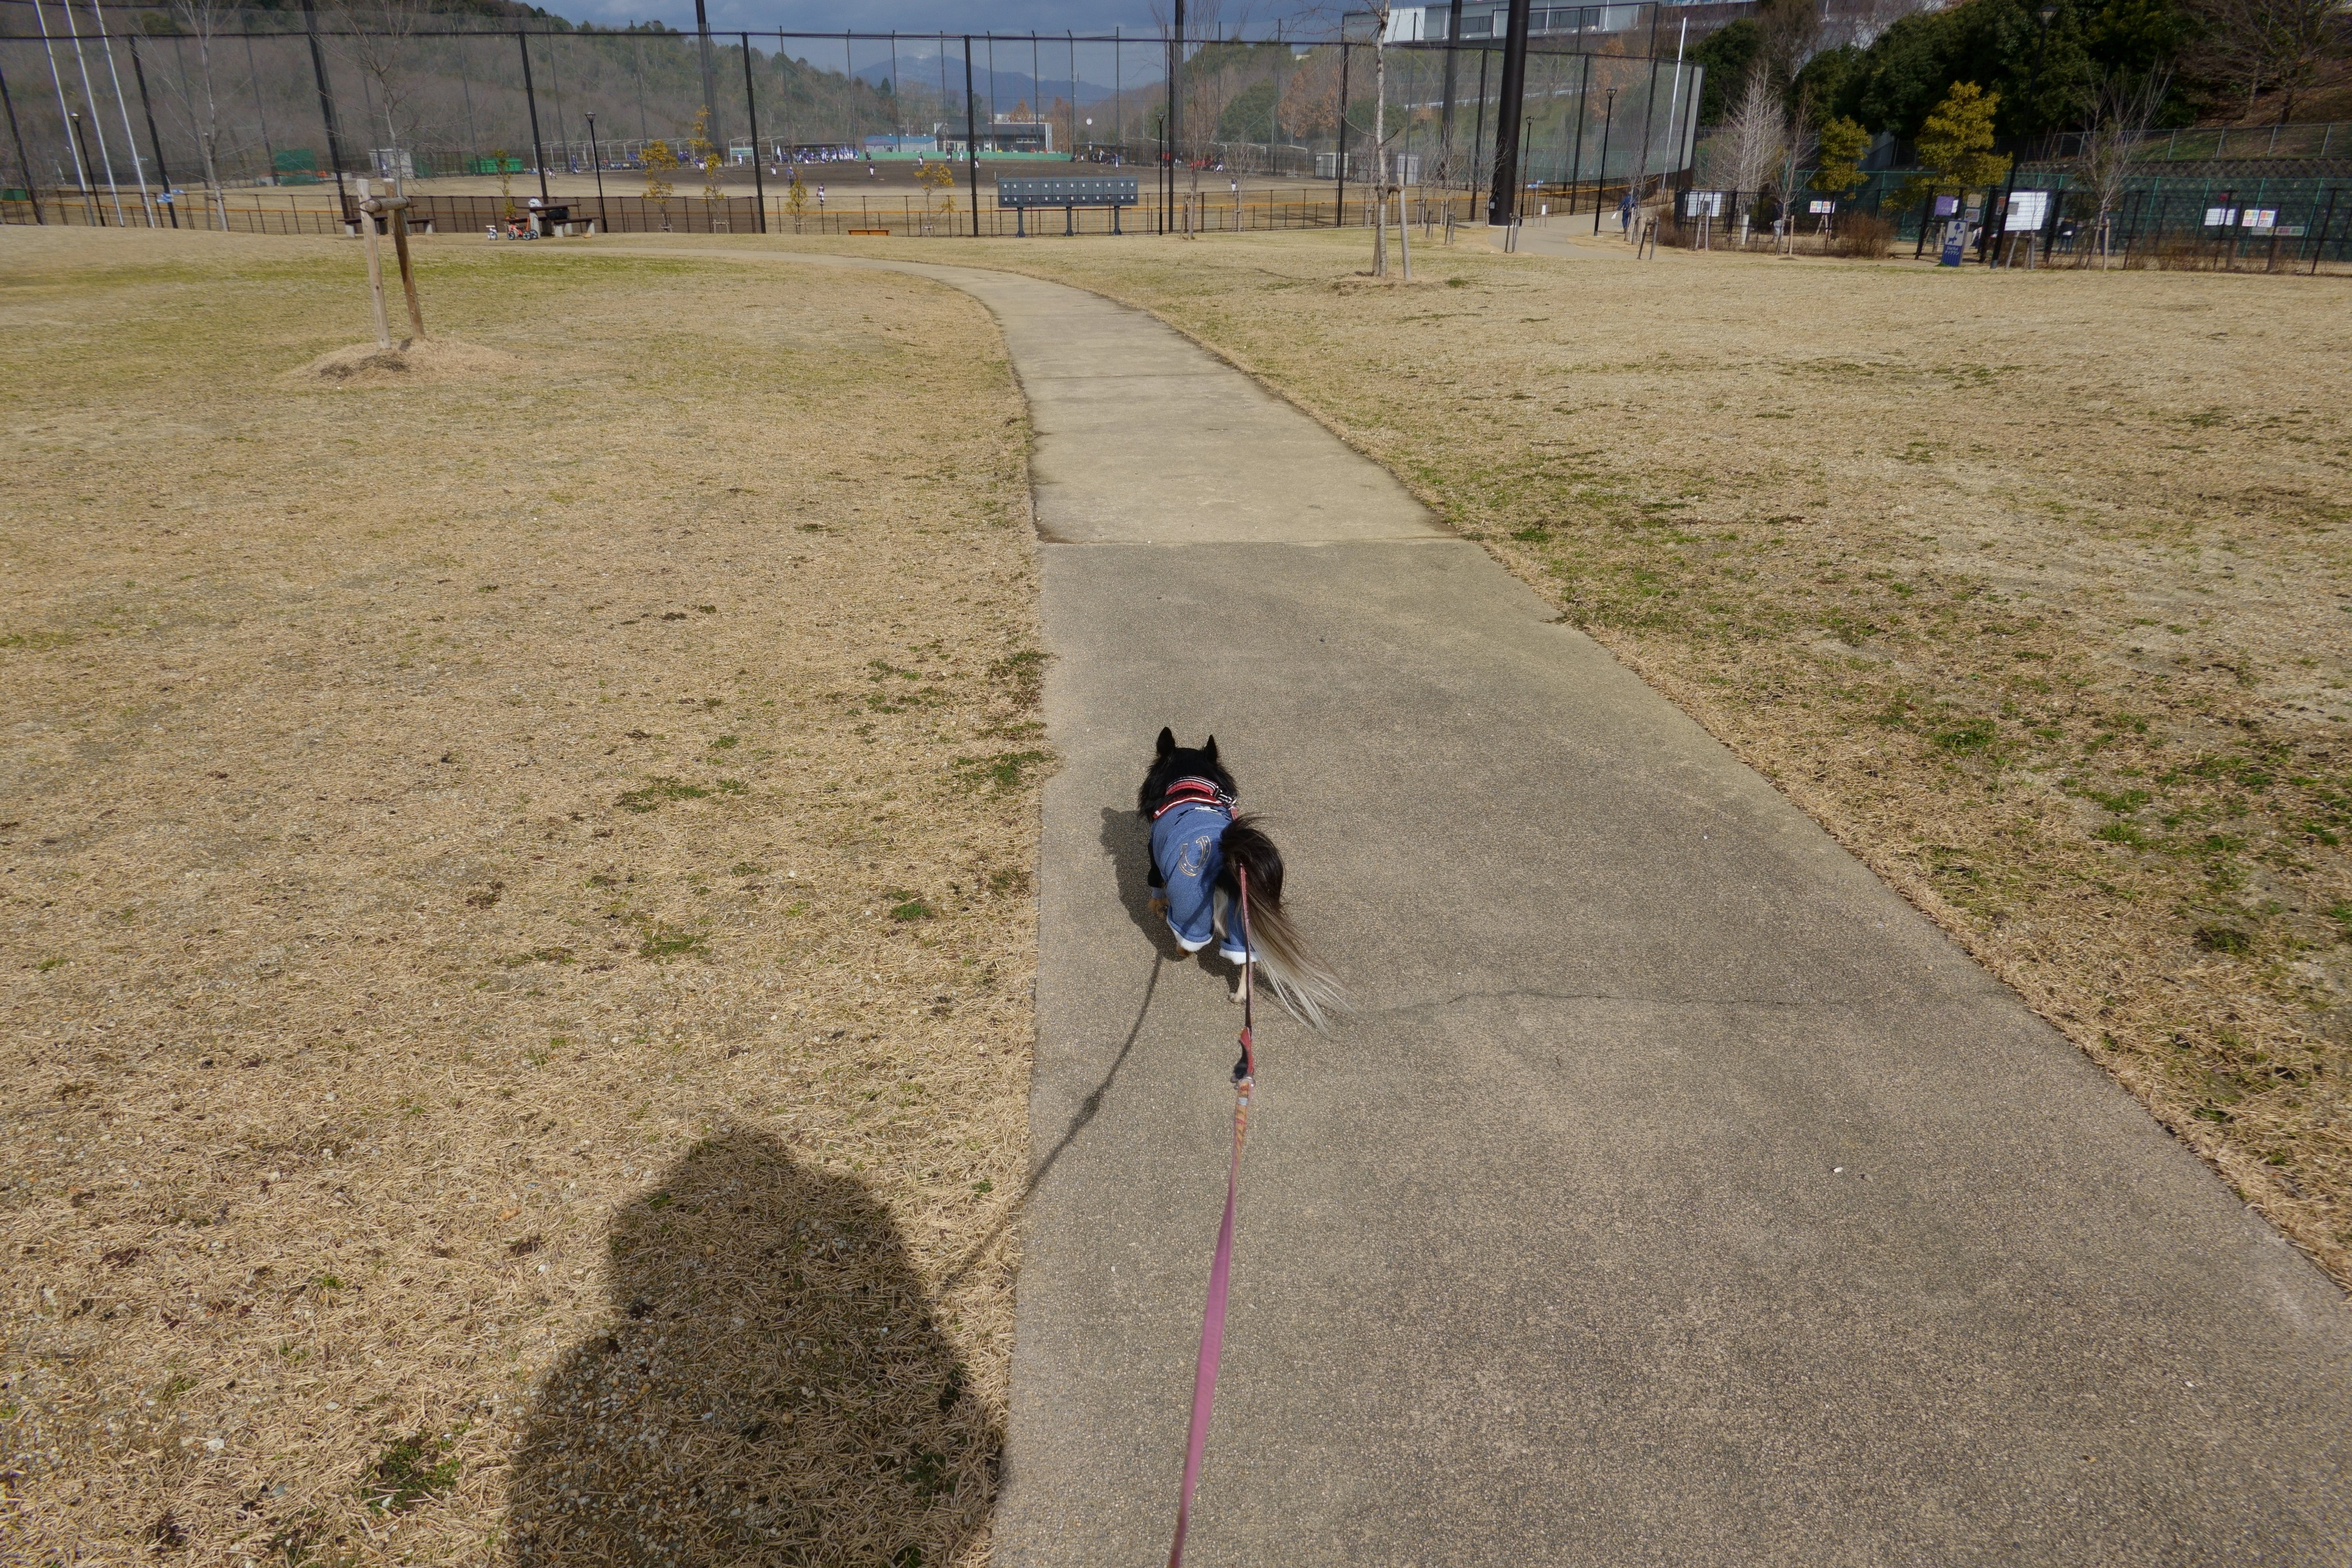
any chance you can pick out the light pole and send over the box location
[585,111,606,234]
[69,112,99,224]
[1991,3,2057,264]
[1591,87,1616,234]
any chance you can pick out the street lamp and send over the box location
[585,111,606,236]
[67,111,98,223]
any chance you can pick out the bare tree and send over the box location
[1754,0,1828,87]
[327,0,426,173]
[2081,68,2169,265]
[1722,65,1786,245]
[161,0,232,227]
[1777,84,1816,252]
[2187,0,2347,122]
[1279,46,1339,142]
[1826,0,1944,51]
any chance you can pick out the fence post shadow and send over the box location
[509,1129,996,1566]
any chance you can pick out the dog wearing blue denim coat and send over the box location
[1138,728,1344,1028]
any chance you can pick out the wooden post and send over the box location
[358,187,425,343]
[390,206,426,341]
[355,177,391,349]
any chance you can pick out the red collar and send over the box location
[1151,776,1236,820]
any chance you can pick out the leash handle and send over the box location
[1169,868,1255,1568]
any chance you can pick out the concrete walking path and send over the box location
[759,250,2351,1564]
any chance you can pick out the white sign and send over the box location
[1684,189,1724,217]
[2241,207,2277,231]
[2204,206,2237,226]
[2004,190,2051,231]
[1808,199,1834,214]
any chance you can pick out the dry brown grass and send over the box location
[805,226,2352,1289]
[1,228,1042,1562]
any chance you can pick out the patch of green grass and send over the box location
[362,1428,463,1512]
[958,750,1052,790]
[616,777,709,813]
[2194,924,2253,956]
[901,1449,955,1496]
[636,923,708,962]
[888,893,935,922]
[1931,718,1998,754]
[989,648,1049,707]
[1824,611,1878,648]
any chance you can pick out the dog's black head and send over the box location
[1138,727,1237,819]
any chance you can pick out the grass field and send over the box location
[801,225,2352,1289]
[9,213,2350,1561]
[1,229,1040,1563]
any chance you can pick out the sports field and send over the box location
[1,229,1036,1562]
[829,224,2352,1289]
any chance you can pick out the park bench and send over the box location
[995,175,1139,237]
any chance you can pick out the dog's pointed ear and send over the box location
[1155,727,1176,758]
[1203,735,1218,761]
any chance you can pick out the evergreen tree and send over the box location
[1906,81,2010,201]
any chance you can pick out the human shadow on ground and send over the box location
[509,1131,995,1567]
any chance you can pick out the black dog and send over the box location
[1138,728,1343,1027]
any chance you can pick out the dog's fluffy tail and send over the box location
[1220,815,1347,1030]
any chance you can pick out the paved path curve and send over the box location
[730,250,2351,1564]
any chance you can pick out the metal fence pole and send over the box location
[126,34,172,227]
[1486,0,1532,225]
[1335,40,1349,226]
[742,33,765,231]
[963,37,979,236]
[2314,188,2339,276]
[297,0,349,218]
[517,30,548,204]
[1569,53,1588,213]
[693,0,717,147]
[0,60,44,223]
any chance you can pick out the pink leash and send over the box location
[1167,864,1257,1568]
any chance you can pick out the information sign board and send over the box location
[2004,190,2051,231]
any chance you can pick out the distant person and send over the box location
[1617,187,1633,236]
[817,183,826,211]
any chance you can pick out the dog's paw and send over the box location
[1148,896,1169,917]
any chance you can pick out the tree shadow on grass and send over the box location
[509,1131,994,1567]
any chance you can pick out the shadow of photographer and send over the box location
[509,1130,995,1567]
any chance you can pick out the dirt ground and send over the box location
[1,228,1041,1562]
[786,225,2352,1290]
